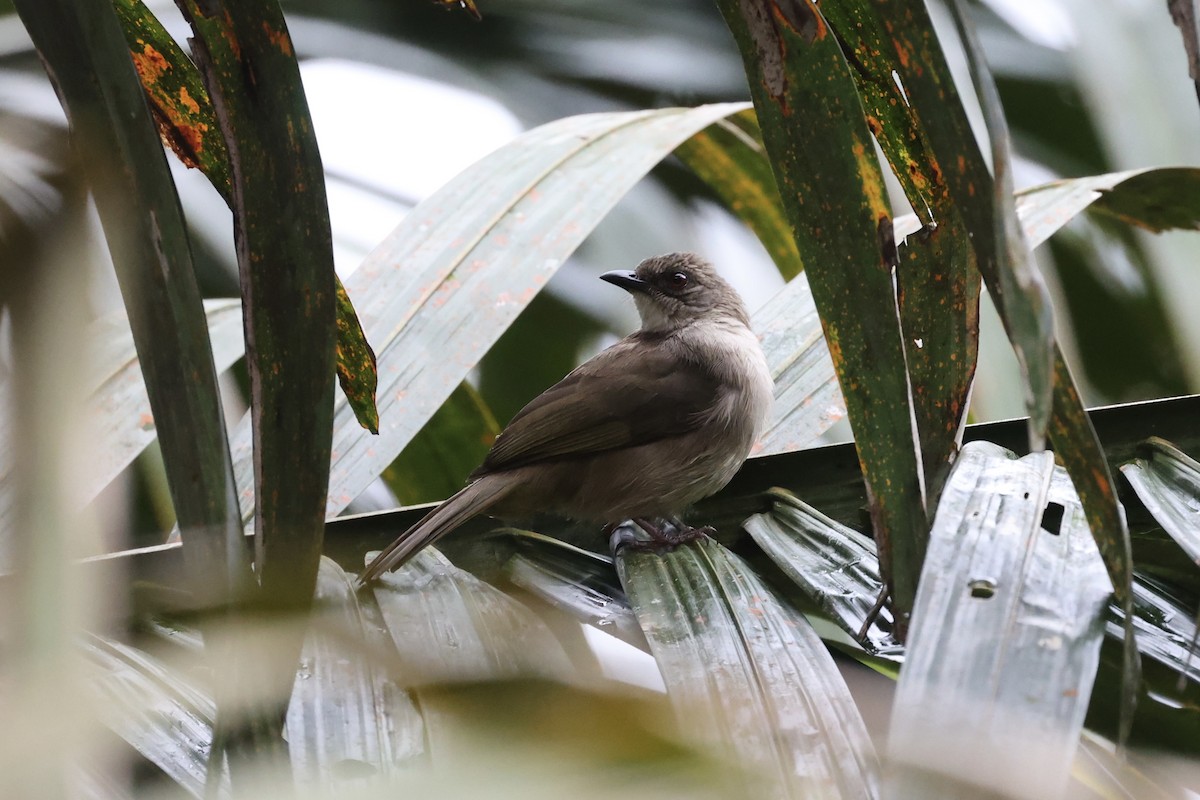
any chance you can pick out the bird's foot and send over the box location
[611,517,714,553]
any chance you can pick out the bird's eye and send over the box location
[666,271,689,290]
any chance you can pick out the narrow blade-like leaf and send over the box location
[821,0,982,511]
[494,529,647,651]
[715,0,926,629]
[1121,437,1200,566]
[113,0,378,433]
[15,0,247,606]
[1016,167,1200,244]
[369,547,573,686]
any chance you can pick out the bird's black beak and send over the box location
[600,270,649,294]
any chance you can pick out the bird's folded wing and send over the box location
[473,342,719,476]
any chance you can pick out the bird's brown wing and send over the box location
[472,340,719,477]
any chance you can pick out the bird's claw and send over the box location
[610,518,714,553]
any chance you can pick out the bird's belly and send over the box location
[513,425,755,523]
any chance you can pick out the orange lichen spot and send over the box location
[178,86,200,114]
[261,21,293,57]
[131,43,169,86]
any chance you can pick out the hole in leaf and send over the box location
[1041,502,1065,536]
[968,578,996,599]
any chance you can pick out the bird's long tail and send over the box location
[356,476,512,586]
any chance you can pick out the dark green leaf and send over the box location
[178,0,338,772]
[14,0,248,605]
[888,442,1110,797]
[821,0,984,509]
[179,0,336,606]
[715,0,925,629]
[615,533,879,799]
[112,0,379,434]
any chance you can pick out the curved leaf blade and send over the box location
[753,273,844,456]
[494,529,647,651]
[369,547,573,686]
[83,634,225,797]
[615,533,880,799]
[1016,167,1200,244]
[230,103,753,521]
[743,489,899,657]
[1120,437,1200,566]
[13,0,248,603]
[288,558,424,788]
[947,0,1056,440]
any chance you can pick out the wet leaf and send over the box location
[743,489,900,658]
[1121,437,1200,567]
[369,547,573,686]
[888,442,1110,797]
[615,532,880,799]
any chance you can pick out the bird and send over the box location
[357,252,774,585]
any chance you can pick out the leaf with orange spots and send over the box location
[113,0,379,436]
[716,0,928,631]
[820,0,983,511]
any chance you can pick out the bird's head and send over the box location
[600,253,750,333]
